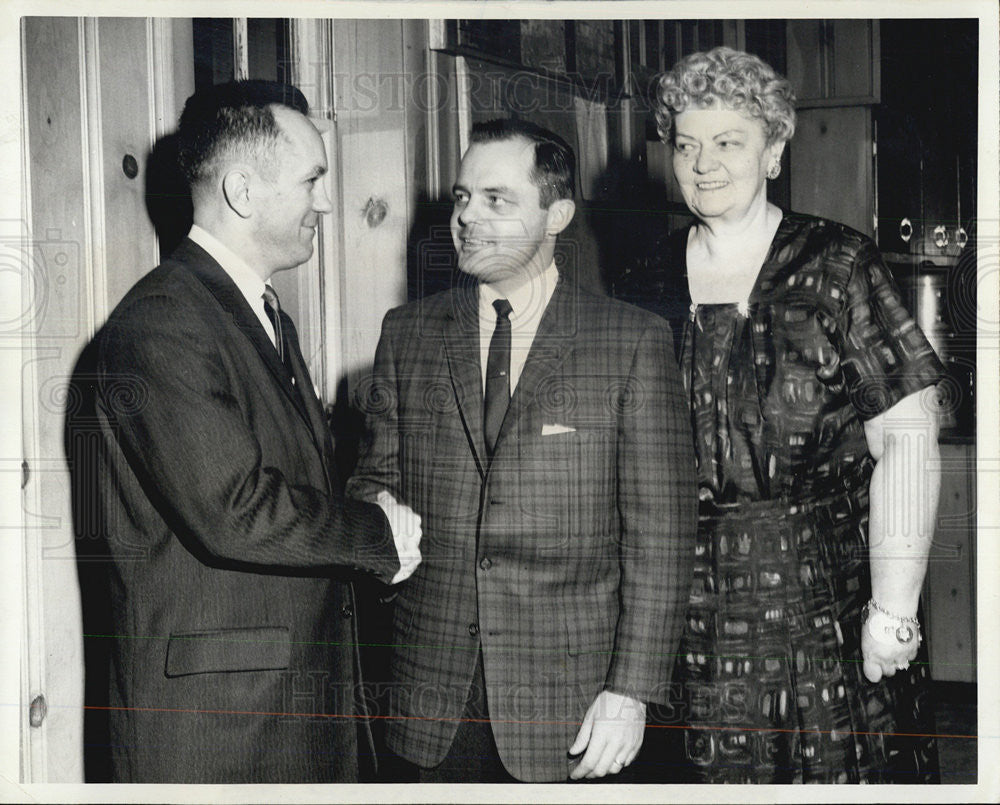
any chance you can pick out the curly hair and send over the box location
[655,47,796,145]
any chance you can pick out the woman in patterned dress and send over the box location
[635,47,944,783]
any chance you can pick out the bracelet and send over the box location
[862,599,921,646]
[867,598,919,626]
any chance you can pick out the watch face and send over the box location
[896,624,915,644]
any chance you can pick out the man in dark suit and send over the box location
[69,81,420,783]
[347,119,696,782]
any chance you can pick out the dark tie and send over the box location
[262,285,285,364]
[484,298,513,457]
[261,287,335,490]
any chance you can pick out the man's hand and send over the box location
[568,690,646,779]
[375,490,422,584]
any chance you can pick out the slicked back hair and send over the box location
[176,80,310,191]
[469,118,575,208]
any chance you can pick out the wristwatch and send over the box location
[862,599,921,646]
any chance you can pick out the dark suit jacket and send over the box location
[70,238,399,783]
[347,277,697,781]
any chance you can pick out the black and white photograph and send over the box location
[2,1,997,802]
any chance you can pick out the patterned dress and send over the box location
[625,212,944,783]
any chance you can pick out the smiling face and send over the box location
[450,137,561,288]
[671,106,785,225]
[251,106,332,276]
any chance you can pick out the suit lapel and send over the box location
[494,278,575,451]
[442,284,488,478]
[174,239,317,448]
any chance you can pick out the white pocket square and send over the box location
[541,423,576,436]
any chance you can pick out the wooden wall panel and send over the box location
[22,18,89,340]
[830,19,878,100]
[333,19,410,385]
[97,17,158,310]
[789,106,874,236]
[22,16,88,783]
[925,443,977,683]
[786,22,826,102]
[21,16,193,781]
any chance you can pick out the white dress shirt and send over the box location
[478,262,559,394]
[188,224,278,349]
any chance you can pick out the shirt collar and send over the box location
[479,261,559,322]
[188,224,270,304]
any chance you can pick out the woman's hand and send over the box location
[861,609,921,682]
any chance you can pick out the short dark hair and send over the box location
[469,118,575,208]
[176,80,310,189]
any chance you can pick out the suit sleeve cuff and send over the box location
[341,497,401,584]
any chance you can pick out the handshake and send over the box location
[374,490,423,584]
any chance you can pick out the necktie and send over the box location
[262,286,333,487]
[262,285,285,364]
[483,298,513,457]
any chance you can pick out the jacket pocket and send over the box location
[565,603,618,658]
[164,626,291,677]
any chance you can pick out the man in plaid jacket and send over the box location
[347,118,696,782]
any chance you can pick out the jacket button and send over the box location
[479,557,492,571]
[468,622,479,637]
[342,604,354,618]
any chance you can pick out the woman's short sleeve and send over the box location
[834,239,945,420]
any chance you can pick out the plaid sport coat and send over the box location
[347,276,697,781]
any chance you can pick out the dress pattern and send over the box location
[628,213,944,783]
